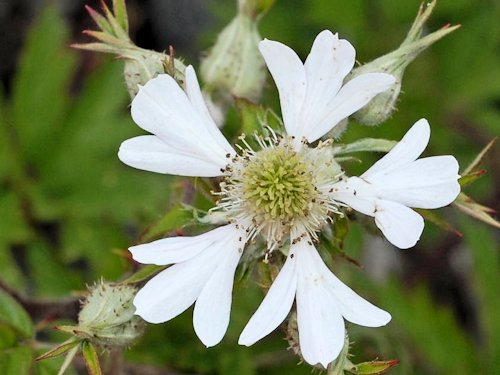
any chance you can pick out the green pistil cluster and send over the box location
[241,146,316,223]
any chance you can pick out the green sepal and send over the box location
[332,138,396,155]
[122,265,166,284]
[112,0,129,33]
[81,341,102,375]
[35,338,82,361]
[85,5,113,35]
[349,359,400,374]
[235,98,283,136]
[415,209,462,237]
[453,193,500,229]
[462,137,496,175]
[459,169,487,187]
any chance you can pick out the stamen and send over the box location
[214,134,345,250]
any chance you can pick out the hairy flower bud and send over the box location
[349,0,459,126]
[122,49,186,98]
[200,0,268,100]
[73,1,186,99]
[77,281,144,348]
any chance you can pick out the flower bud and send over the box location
[73,1,186,99]
[349,0,459,126]
[77,281,144,348]
[122,48,186,98]
[200,0,268,100]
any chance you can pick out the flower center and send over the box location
[215,133,343,250]
[241,145,315,222]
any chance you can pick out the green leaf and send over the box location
[0,326,18,351]
[0,347,32,375]
[0,193,30,289]
[26,242,82,297]
[461,221,500,371]
[142,204,194,242]
[35,338,81,361]
[81,341,102,375]
[122,265,166,284]
[0,88,15,180]
[332,138,396,155]
[0,191,32,245]
[376,282,479,373]
[0,289,34,339]
[11,5,77,166]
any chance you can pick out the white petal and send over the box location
[363,119,430,179]
[325,273,391,327]
[374,199,425,249]
[305,72,395,142]
[295,239,345,368]
[299,31,355,137]
[298,236,391,327]
[118,135,225,177]
[132,225,242,324]
[371,156,461,208]
[193,231,244,347]
[328,177,376,217]
[129,225,237,265]
[304,31,355,101]
[184,66,235,151]
[133,243,219,323]
[259,39,306,138]
[238,250,298,346]
[130,73,232,169]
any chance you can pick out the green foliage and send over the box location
[0,4,169,294]
[462,221,500,372]
[0,289,70,374]
[0,289,33,339]
[0,347,32,375]
[1,0,499,374]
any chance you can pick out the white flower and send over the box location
[130,225,246,346]
[119,29,395,349]
[239,228,391,368]
[259,30,395,144]
[327,119,461,249]
[237,119,460,367]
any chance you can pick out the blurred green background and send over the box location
[0,0,498,374]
